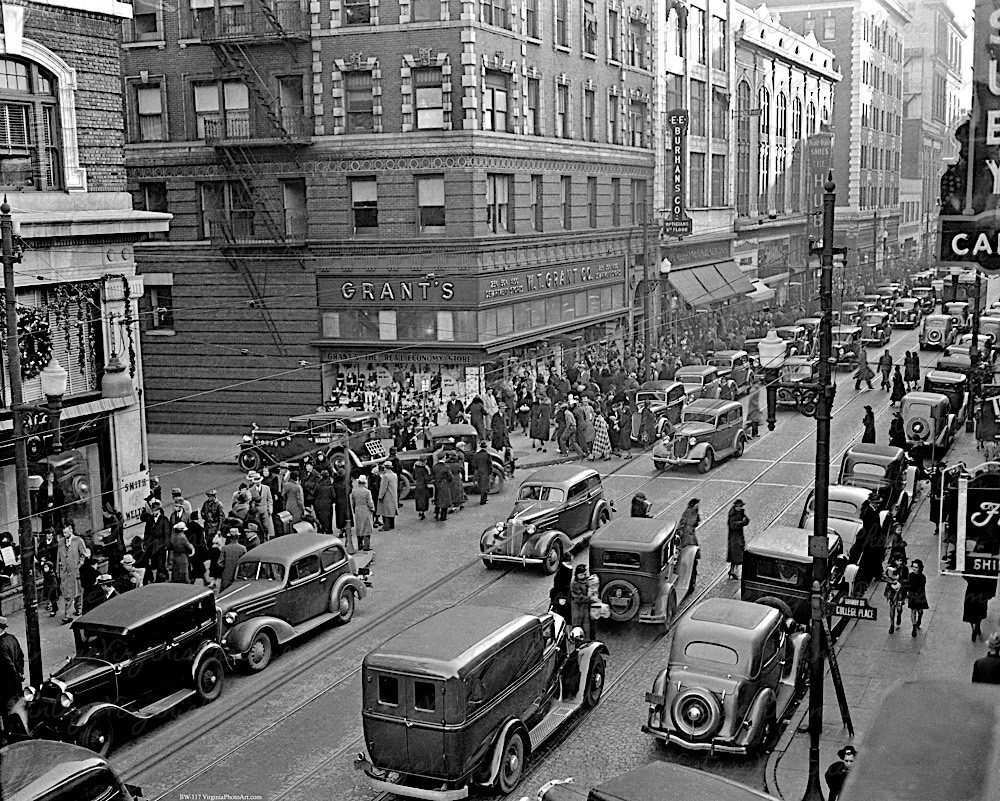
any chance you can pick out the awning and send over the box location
[0,395,136,433]
[668,261,754,307]
[747,280,776,304]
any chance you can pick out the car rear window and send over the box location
[377,675,399,706]
[685,641,739,665]
[754,559,803,585]
[851,463,886,478]
[602,550,640,569]
[827,500,859,520]
[235,560,285,582]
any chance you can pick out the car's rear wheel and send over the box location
[594,506,612,529]
[332,587,356,624]
[542,540,563,575]
[755,711,777,754]
[77,715,115,757]
[194,654,225,703]
[238,449,262,473]
[697,450,714,474]
[494,730,526,793]
[245,630,273,673]
[583,653,606,708]
[734,437,745,458]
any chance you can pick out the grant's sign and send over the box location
[661,109,692,237]
[939,0,1000,270]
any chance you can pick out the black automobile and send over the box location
[0,739,143,801]
[24,584,227,756]
[394,423,510,499]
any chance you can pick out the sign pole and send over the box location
[822,618,854,736]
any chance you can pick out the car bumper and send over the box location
[641,726,749,755]
[663,457,699,466]
[638,610,666,625]
[481,552,544,567]
[354,756,469,801]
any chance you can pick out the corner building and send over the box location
[123,0,656,433]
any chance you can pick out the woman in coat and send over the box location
[467,396,488,443]
[678,498,700,548]
[168,522,196,584]
[890,365,906,405]
[516,391,532,436]
[862,405,877,444]
[907,558,928,636]
[432,457,453,521]
[747,383,764,437]
[963,575,997,641]
[904,351,921,391]
[490,412,510,451]
[570,564,593,640]
[413,459,431,520]
[376,463,398,530]
[312,469,335,534]
[332,471,352,535]
[726,500,749,579]
[350,476,376,551]
[617,402,634,457]
[282,471,306,524]
[549,557,573,624]
[529,393,551,451]
[447,452,466,510]
[589,413,612,460]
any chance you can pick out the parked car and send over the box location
[956,333,995,363]
[0,740,143,801]
[831,325,862,364]
[875,284,902,304]
[799,484,888,567]
[24,584,226,756]
[838,443,913,525]
[860,312,892,346]
[480,466,612,572]
[589,517,699,634]
[642,598,809,754]
[859,293,884,312]
[651,399,747,474]
[923,370,968,427]
[355,606,608,797]
[706,350,753,395]
[216,533,372,672]
[776,356,819,410]
[945,301,972,332]
[900,391,957,457]
[911,284,937,314]
[775,325,810,355]
[919,314,957,350]
[892,297,922,328]
[674,365,721,402]
[394,423,509,499]
[839,301,865,324]
[237,408,382,473]
[533,759,782,801]
[936,351,975,379]
[794,317,822,341]
[635,380,686,437]
[741,526,844,625]
[980,316,1000,346]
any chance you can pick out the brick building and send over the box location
[0,0,165,541]
[122,0,656,433]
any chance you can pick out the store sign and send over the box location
[338,279,456,302]
[664,238,732,267]
[120,470,150,527]
[481,259,625,302]
[662,109,692,236]
[321,350,480,365]
[939,0,1000,270]
[807,132,833,170]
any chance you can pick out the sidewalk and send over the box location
[766,429,987,799]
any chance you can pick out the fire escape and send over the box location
[200,0,311,353]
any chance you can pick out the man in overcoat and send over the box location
[56,523,90,623]
[472,442,492,505]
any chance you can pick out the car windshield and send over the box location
[864,314,883,324]
[682,411,716,424]
[432,435,475,449]
[828,499,860,520]
[677,374,705,386]
[76,629,128,661]
[235,560,286,582]
[707,358,732,369]
[776,329,799,340]
[685,641,740,665]
[908,403,934,421]
[782,364,813,380]
[288,419,309,432]
[518,485,565,503]
[636,391,665,404]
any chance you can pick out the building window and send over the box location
[667,7,685,57]
[710,154,726,206]
[530,174,543,231]
[350,176,378,230]
[711,88,727,139]
[483,71,509,132]
[525,77,541,135]
[198,181,253,240]
[711,16,726,70]
[135,84,165,142]
[131,0,162,40]
[417,175,445,229]
[803,17,815,37]
[481,0,509,29]
[560,175,572,229]
[486,173,511,233]
[689,152,705,207]
[343,0,370,25]
[141,283,174,331]
[806,101,816,135]
[193,80,248,139]
[628,100,646,147]
[735,81,751,215]
[608,9,620,61]
[413,67,444,129]
[792,96,802,140]
[608,94,620,144]
[525,0,538,37]
[344,71,374,133]
[631,178,646,224]
[136,182,168,240]
[282,178,307,239]
[822,15,835,40]
[583,0,597,55]
[757,143,769,213]
[758,87,770,136]
[556,0,568,47]
[378,310,397,340]
[583,88,596,141]
[776,92,787,138]
[774,144,786,212]
[611,177,621,226]
[628,20,647,69]
[690,79,706,137]
[587,176,597,228]
[412,0,440,21]
[665,73,683,110]
[556,83,569,137]
[693,7,707,64]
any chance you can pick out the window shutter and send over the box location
[137,87,162,115]
[417,176,444,206]
[193,84,219,113]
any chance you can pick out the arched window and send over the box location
[758,86,770,135]
[806,101,816,135]
[821,103,830,126]
[736,81,751,216]
[792,96,802,140]
[776,92,787,138]
[0,58,60,191]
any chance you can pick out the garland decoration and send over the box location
[0,304,54,381]
[121,276,136,378]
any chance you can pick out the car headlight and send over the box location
[58,691,74,709]
[22,685,35,703]
[494,521,504,532]
[525,524,537,535]
[242,434,252,443]
[224,611,238,625]
[688,436,698,446]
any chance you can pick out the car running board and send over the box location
[292,612,341,637]
[136,688,196,718]
[529,703,578,751]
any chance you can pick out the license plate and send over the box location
[645,692,664,706]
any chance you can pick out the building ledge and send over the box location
[20,209,171,239]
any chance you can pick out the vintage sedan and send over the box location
[920,314,958,350]
[799,485,888,567]
[859,293,885,312]
[794,317,822,342]
[831,325,862,364]
[980,316,1000,346]
[0,740,144,801]
[589,517,699,634]
[674,365,721,402]
[216,533,372,672]
[635,380,686,437]
[776,356,818,411]
[900,391,956,457]
[651,399,746,474]
[480,466,612,573]
[936,351,974,379]
[860,312,892,347]
[707,350,753,395]
[838,443,913,524]
[892,297,922,328]
[911,284,937,313]
[775,325,810,355]
[24,585,226,756]
[394,423,509,499]
[924,370,968,426]
[945,301,971,331]
[839,301,865,324]
[956,333,995,363]
[642,598,809,754]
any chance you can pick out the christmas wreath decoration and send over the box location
[0,304,54,381]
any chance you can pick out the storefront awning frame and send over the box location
[668,261,754,307]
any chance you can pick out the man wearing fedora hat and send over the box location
[218,528,247,591]
[973,631,1000,684]
[201,488,225,544]
[141,497,170,584]
[247,471,275,541]
[825,745,857,801]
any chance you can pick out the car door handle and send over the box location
[319,577,328,583]
[404,718,413,728]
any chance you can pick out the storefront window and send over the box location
[611,284,624,308]
[397,310,434,340]
[322,312,340,338]
[545,295,561,325]
[358,309,380,340]
[496,307,513,335]
[454,310,477,341]
[437,310,454,341]
[479,308,497,338]
[575,292,588,317]
[514,302,530,331]
[562,293,576,320]
[588,288,602,314]
[529,299,546,328]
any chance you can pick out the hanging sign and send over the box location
[661,109,692,236]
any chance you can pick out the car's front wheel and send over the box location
[194,654,225,703]
[697,449,714,474]
[489,469,505,495]
[237,449,262,473]
[583,653,606,708]
[77,715,115,757]
[653,460,666,471]
[494,730,526,793]
[332,587,356,624]
[245,630,273,673]
[542,540,563,575]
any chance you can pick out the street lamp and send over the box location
[758,330,786,432]
[39,359,68,452]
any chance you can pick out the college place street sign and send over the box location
[832,597,878,621]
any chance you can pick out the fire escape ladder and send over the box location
[217,144,288,245]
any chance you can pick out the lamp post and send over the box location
[968,270,983,433]
[950,264,962,304]
[880,229,888,281]
[758,330,786,432]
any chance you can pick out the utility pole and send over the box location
[969,270,983,433]
[2,198,42,688]
[872,210,878,287]
[803,172,836,801]
[642,182,654,381]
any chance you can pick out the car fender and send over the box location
[652,579,678,620]
[743,688,778,738]
[576,641,610,680]
[190,641,228,679]
[688,441,710,460]
[673,545,700,597]
[226,616,297,654]
[589,499,613,529]
[483,718,532,786]
[331,572,366,605]
[533,529,571,557]
[71,701,130,729]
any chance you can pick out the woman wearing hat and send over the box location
[168,522,196,584]
[861,405,876,444]
[412,458,431,521]
[825,745,856,801]
[727,500,749,580]
[570,564,593,640]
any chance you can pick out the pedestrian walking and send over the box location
[825,745,856,801]
[313,468,335,534]
[413,459,431,520]
[889,411,906,450]
[883,565,906,633]
[854,355,875,390]
[727,500,749,579]
[549,556,573,624]
[282,470,306,524]
[588,412,611,461]
[201,489,225,545]
[446,392,464,424]
[0,615,24,720]
[467,395,488,443]
[56,523,89,623]
[207,534,223,591]
[472,442,492,505]
[747,383,764,438]
[168,521,196,584]
[890,365,906,406]
[529,392,551,452]
[490,410,510,452]
[558,403,582,456]
[570,564,593,640]
[877,349,893,390]
[333,467,352,535]
[447,450,467,511]
[963,575,997,642]
[972,631,1000,684]
[140,498,170,583]
[377,462,398,530]
[905,350,921,390]
[432,456,452,521]
[678,498,700,548]
[248,471,275,540]
[351,475,376,551]
[35,469,64,532]
[617,402,634,457]
[907,558,928,636]
[218,528,247,591]
[37,528,58,617]
[862,405,877,444]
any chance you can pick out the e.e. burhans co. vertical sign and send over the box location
[662,109,693,236]
[939,0,1000,270]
